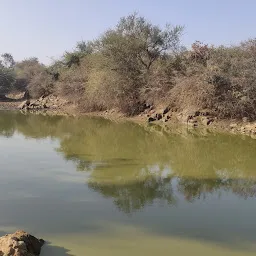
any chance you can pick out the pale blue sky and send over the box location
[0,0,255,64]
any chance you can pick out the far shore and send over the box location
[1,94,256,139]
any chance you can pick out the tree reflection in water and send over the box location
[1,112,256,213]
[88,174,256,213]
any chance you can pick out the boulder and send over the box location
[0,230,44,256]
[240,123,256,134]
[194,111,200,117]
[29,101,39,108]
[148,117,156,122]
[163,107,170,115]
[18,100,30,110]
[201,116,214,126]
[155,113,162,120]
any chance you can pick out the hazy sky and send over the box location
[0,0,255,64]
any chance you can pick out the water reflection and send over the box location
[177,177,256,201]
[89,175,176,213]
[1,111,256,214]
[88,176,256,213]
[2,111,256,254]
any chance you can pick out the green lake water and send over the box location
[0,111,256,256]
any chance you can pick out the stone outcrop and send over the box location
[176,110,214,126]
[0,230,44,256]
[19,95,68,112]
[18,100,30,110]
[230,122,256,135]
[147,106,172,123]
[147,108,215,127]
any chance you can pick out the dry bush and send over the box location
[169,77,214,112]
[165,39,256,120]
[140,59,175,106]
[14,58,54,98]
[203,41,256,119]
[189,41,210,65]
[18,14,255,121]
[55,61,87,102]
[27,71,53,98]
[81,66,119,112]
[0,68,15,95]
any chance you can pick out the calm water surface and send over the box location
[0,111,256,256]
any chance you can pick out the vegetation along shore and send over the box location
[1,13,256,136]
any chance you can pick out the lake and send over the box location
[0,111,256,256]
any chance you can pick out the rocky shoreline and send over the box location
[1,94,256,138]
[142,106,256,138]
[0,231,44,256]
[18,95,70,115]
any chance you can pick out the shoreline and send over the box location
[1,95,256,139]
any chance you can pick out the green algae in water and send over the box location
[0,111,256,255]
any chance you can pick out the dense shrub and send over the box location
[1,13,256,120]
[0,54,16,96]
[202,41,256,119]
[164,39,256,120]
[169,77,214,112]
[15,58,54,98]
[53,13,183,115]
[0,67,15,95]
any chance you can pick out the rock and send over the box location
[245,123,256,132]
[148,117,156,122]
[201,117,214,126]
[200,111,210,116]
[239,123,256,134]
[163,107,170,115]
[187,115,194,122]
[0,230,44,256]
[230,123,238,129]
[144,109,150,114]
[18,100,30,110]
[29,101,39,108]
[240,126,246,132]
[194,111,200,117]
[18,102,26,110]
[155,113,162,120]
[144,103,151,109]
[207,119,214,125]
[188,119,197,124]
